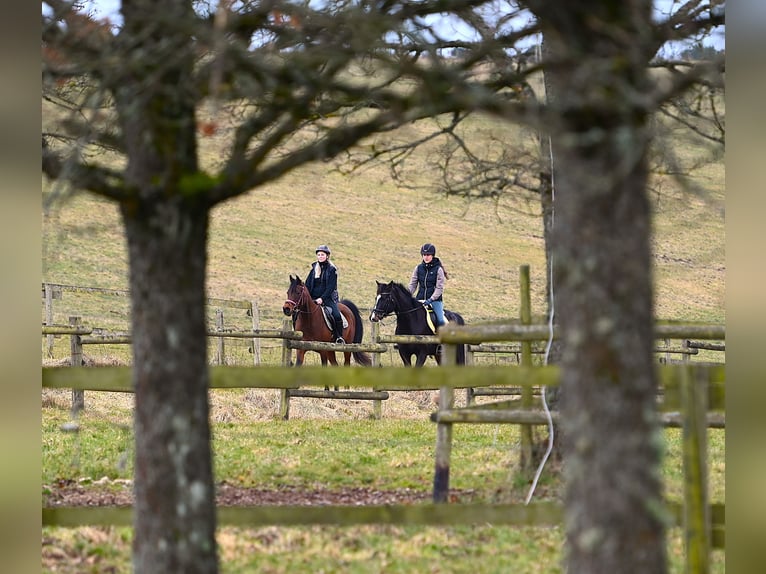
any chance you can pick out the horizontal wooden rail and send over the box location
[654,347,699,355]
[81,336,131,345]
[40,501,724,548]
[468,344,545,354]
[287,340,388,353]
[654,324,726,339]
[661,411,725,428]
[41,365,563,392]
[41,325,93,336]
[431,407,724,428]
[287,390,389,400]
[42,502,563,528]
[470,387,542,396]
[686,340,725,352]
[440,323,553,344]
[439,322,725,344]
[210,329,303,340]
[377,334,440,344]
[41,364,724,406]
[41,283,129,297]
[433,408,557,425]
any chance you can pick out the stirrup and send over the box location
[335,336,346,344]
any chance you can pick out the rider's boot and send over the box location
[333,320,345,344]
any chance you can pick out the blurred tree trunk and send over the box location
[534,1,668,571]
[115,1,218,571]
[123,201,217,573]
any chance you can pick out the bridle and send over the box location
[371,290,395,320]
[284,284,314,317]
[372,288,423,320]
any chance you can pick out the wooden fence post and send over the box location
[215,308,225,365]
[682,365,711,574]
[250,301,260,366]
[279,317,293,420]
[433,343,456,503]
[519,265,534,473]
[371,321,382,420]
[44,283,55,358]
[69,316,84,414]
[465,344,475,405]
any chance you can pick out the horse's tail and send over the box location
[341,299,372,367]
[446,310,467,366]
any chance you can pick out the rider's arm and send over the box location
[431,267,445,300]
[408,267,418,295]
[319,266,338,302]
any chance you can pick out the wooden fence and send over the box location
[42,360,725,566]
[435,319,724,572]
[42,282,265,365]
[41,275,725,571]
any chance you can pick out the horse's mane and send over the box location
[390,282,418,306]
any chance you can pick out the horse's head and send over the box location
[369,280,397,322]
[283,275,306,316]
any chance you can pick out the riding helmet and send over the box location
[420,243,436,256]
[316,244,331,256]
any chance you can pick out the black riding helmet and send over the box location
[316,244,331,256]
[420,243,436,256]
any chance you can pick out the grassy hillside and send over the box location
[41,109,725,572]
[42,111,724,362]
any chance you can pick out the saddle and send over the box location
[320,306,348,332]
[422,302,448,334]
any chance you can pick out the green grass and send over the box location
[41,395,725,573]
[41,523,725,574]
[41,399,725,507]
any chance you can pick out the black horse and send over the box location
[369,280,466,367]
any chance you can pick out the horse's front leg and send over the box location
[415,352,429,367]
[320,352,340,390]
[399,350,412,367]
[294,350,306,367]
[327,352,341,389]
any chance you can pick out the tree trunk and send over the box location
[553,140,665,572]
[538,2,668,571]
[123,200,218,573]
[112,2,218,570]
[550,91,666,574]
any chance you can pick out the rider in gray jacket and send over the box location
[408,243,447,327]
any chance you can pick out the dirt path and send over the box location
[44,478,481,507]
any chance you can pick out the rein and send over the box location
[374,290,424,318]
[285,285,316,316]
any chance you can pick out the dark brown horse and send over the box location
[282,275,371,367]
